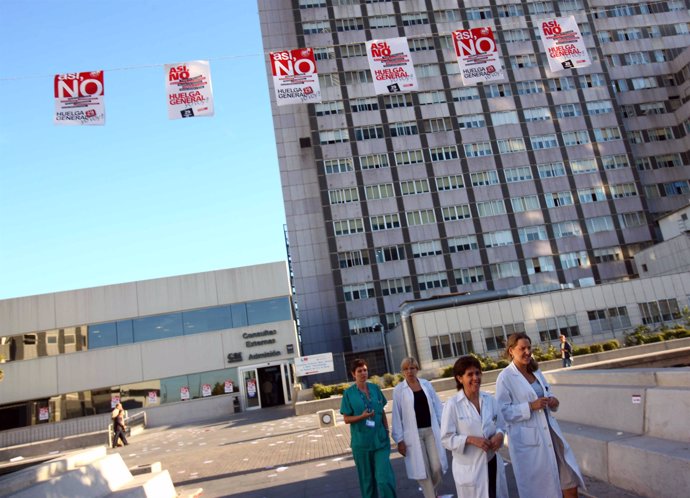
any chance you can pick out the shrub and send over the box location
[624,331,645,347]
[312,383,332,399]
[470,353,499,371]
[589,343,604,353]
[382,373,396,388]
[643,333,664,344]
[368,375,383,388]
[441,365,454,378]
[662,330,679,340]
[601,339,620,351]
[496,359,510,369]
[572,345,590,356]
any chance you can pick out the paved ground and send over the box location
[110,388,644,498]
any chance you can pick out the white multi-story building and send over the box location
[259,0,690,380]
[0,262,299,430]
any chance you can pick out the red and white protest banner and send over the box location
[54,70,105,125]
[453,27,505,86]
[270,48,322,106]
[366,37,418,94]
[165,61,214,119]
[538,16,591,72]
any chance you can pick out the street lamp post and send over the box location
[374,323,390,374]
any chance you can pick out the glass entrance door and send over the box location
[242,369,261,410]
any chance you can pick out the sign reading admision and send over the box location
[295,352,334,376]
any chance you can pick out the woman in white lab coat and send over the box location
[495,332,585,498]
[440,355,508,498]
[391,357,447,498]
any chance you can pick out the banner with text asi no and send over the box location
[271,48,322,106]
[165,61,214,119]
[539,16,591,72]
[453,27,504,86]
[54,71,105,125]
[366,37,418,94]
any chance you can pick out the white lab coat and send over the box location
[391,378,448,480]
[495,362,585,498]
[440,390,509,498]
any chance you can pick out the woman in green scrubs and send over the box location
[341,358,397,498]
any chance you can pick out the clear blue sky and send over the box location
[0,1,287,299]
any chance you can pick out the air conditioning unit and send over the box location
[317,409,336,428]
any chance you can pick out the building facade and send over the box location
[0,263,299,431]
[259,0,690,380]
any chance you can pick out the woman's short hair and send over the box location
[400,357,419,372]
[452,355,482,391]
[350,358,368,375]
[505,332,539,373]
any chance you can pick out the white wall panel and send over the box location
[140,333,225,380]
[1,357,58,402]
[0,294,56,336]
[56,344,144,393]
[54,283,139,328]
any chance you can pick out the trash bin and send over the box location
[233,396,241,413]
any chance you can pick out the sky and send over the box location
[0,0,288,299]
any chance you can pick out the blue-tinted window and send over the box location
[133,313,183,342]
[183,306,232,335]
[230,303,248,328]
[117,320,134,344]
[88,322,117,349]
[160,375,190,403]
[247,297,292,325]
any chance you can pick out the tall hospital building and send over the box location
[259,0,690,379]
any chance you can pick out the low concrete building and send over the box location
[635,205,690,277]
[0,262,300,431]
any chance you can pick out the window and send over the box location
[630,77,658,90]
[570,159,597,174]
[375,245,406,263]
[639,299,681,324]
[354,125,384,140]
[343,282,375,301]
[538,161,566,178]
[594,127,622,142]
[577,187,607,203]
[511,195,540,212]
[544,191,574,208]
[369,15,397,29]
[579,74,606,88]
[587,100,614,115]
[510,54,538,68]
[484,230,514,248]
[491,111,519,126]
[555,103,582,118]
[365,183,395,200]
[618,211,646,228]
[476,200,507,217]
[359,153,389,170]
[526,256,555,274]
[519,225,548,243]
[324,157,354,175]
[313,46,335,60]
[497,4,524,17]
[486,84,513,97]
[490,261,521,279]
[418,272,449,291]
[553,220,582,238]
[303,20,330,34]
[338,250,369,268]
[505,166,533,183]
[320,129,349,144]
[639,102,666,115]
[315,101,344,116]
[602,155,629,170]
[524,107,552,122]
[516,80,544,95]
[527,1,554,15]
[341,43,366,58]
[452,87,480,101]
[409,37,435,52]
[370,213,401,231]
[335,17,364,32]
[455,266,485,284]
[448,235,478,252]
[424,117,453,132]
[466,7,492,20]
[458,114,487,129]
[400,179,430,195]
[562,130,590,146]
[585,215,615,233]
[470,170,499,187]
[588,307,631,334]
[299,0,326,7]
[442,204,471,221]
[417,64,441,78]
[395,149,424,166]
[381,277,412,296]
[537,315,579,342]
[560,250,589,269]
[429,335,452,360]
[647,127,675,142]
[402,12,429,26]
[350,97,379,112]
[384,94,413,109]
[484,323,525,351]
[411,240,442,258]
[593,246,624,263]
[329,187,359,204]
[503,28,531,42]
[390,121,418,137]
[497,138,527,154]
[349,316,381,336]
[610,183,638,199]
[418,91,447,105]
[531,134,559,150]
[548,76,577,91]
[429,146,459,162]
[344,70,372,84]
[406,209,436,226]
[464,142,493,157]
[334,218,364,236]
[436,9,461,22]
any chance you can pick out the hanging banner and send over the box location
[453,27,505,86]
[54,70,105,125]
[538,16,591,72]
[366,37,418,94]
[165,61,214,119]
[270,48,322,106]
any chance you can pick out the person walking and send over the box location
[340,358,397,498]
[391,357,447,498]
[496,332,585,498]
[111,403,129,448]
[441,356,508,498]
[560,334,573,368]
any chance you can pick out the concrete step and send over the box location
[11,452,132,498]
[0,446,107,496]
[559,420,690,498]
[107,470,176,498]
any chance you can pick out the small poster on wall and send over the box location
[147,391,158,404]
[180,386,190,401]
[39,406,50,421]
[201,383,212,397]
[224,380,234,393]
[111,395,121,408]
[247,378,257,398]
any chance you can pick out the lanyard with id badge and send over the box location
[359,388,377,428]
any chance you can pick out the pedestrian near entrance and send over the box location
[496,333,585,498]
[560,334,573,368]
[441,355,508,498]
[391,357,447,498]
[111,403,128,448]
[340,358,397,498]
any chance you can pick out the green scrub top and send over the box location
[340,382,389,451]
